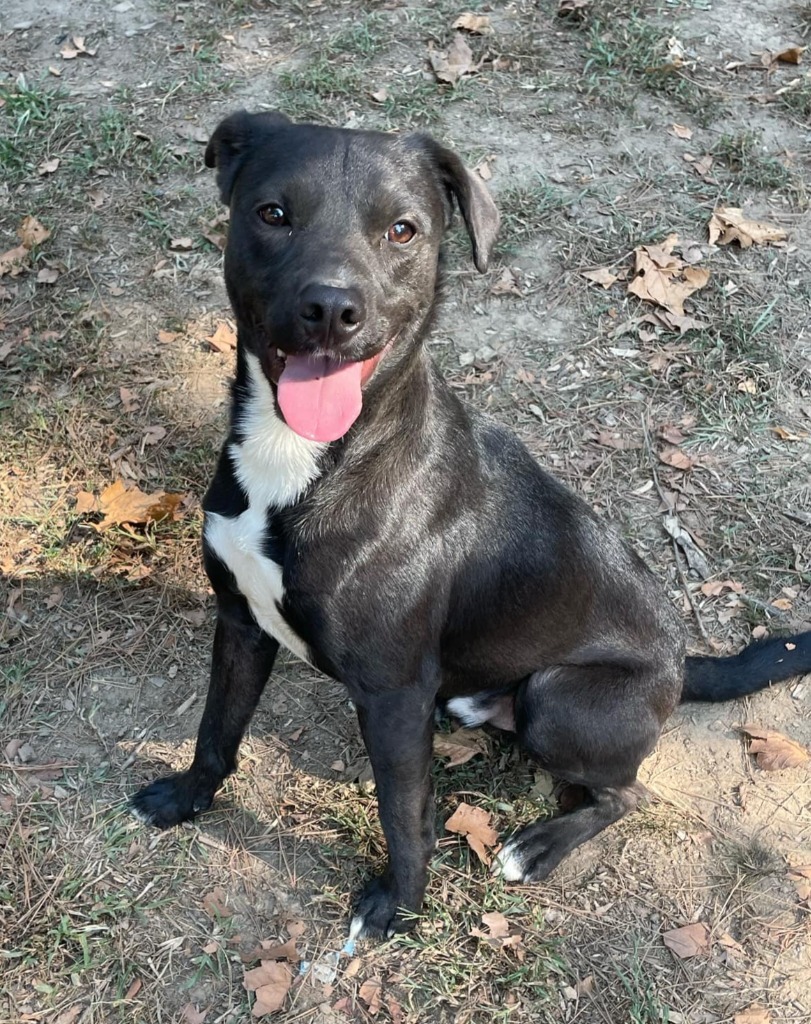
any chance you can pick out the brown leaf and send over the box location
[445,801,499,865]
[203,886,232,919]
[285,919,306,938]
[662,921,711,958]
[124,978,142,1000]
[734,1006,771,1024]
[157,329,180,343]
[700,579,742,597]
[434,728,488,766]
[474,158,493,180]
[581,267,618,289]
[60,35,97,59]
[627,236,710,316]
[429,34,476,86]
[119,386,140,412]
[788,865,811,903]
[244,962,292,1016]
[77,480,184,530]
[0,244,30,277]
[669,123,693,140]
[170,237,195,251]
[243,938,299,963]
[37,267,59,284]
[180,1003,209,1024]
[358,978,383,1015]
[207,322,237,353]
[387,997,405,1024]
[740,724,810,771]
[658,445,694,471]
[37,157,60,175]
[596,431,641,451]
[490,267,523,296]
[453,12,492,34]
[771,425,808,441]
[708,207,787,248]
[18,216,51,249]
[471,910,510,939]
[142,425,167,445]
[775,46,805,64]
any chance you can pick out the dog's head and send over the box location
[205,110,499,442]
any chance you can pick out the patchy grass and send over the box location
[2,0,811,1022]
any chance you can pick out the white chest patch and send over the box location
[205,352,326,664]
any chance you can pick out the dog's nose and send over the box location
[298,284,366,340]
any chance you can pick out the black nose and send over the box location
[298,284,366,340]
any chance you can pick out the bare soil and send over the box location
[1,1,810,1022]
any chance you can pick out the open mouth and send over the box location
[269,345,389,443]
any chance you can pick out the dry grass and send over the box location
[2,0,811,1022]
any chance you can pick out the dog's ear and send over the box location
[205,110,292,203]
[413,137,500,272]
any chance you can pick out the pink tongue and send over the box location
[277,354,364,442]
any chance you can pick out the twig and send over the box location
[642,420,710,646]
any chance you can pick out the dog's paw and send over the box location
[492,825,566,883]
[349,876,419,940]
[130,771,216,829]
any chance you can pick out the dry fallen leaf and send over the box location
[669,122,693,140]
[445,801,499,864]
[244,962,292,1017]
[76,479,184,531]
[471,910,510,939]
[734,1006,772,1024]
[788,865,811,903]
[581,267,618,289]
[170,236,195,251]
[708,207,787,248]
[771,425,808,441]
[358,978,383,1015]
[490,267,523,297]
[775,46,805,64]
[434,727,488,766]
[242,938,299,964]
[202,886,232,919]
[627,235,710,317]
[124,978,142,1000]
[700,579,743,597]
[662,921,711,958]
[207,322,237,353]
[37,157,60,176]
[180,1003,209,1024]
[453,12,492,34]
[119,386,139,413]
[37,267,59,285]
[18,216,51,248]
[142,425,167,445]
[0,244,30,277]
[60,35,97,59]
[658,445,694,471]
[429,33,476,86]
[740,724,810,771]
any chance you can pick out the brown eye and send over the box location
[385,221,416,245]
[258,204,287,226]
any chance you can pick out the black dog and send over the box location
[132,110,811,938]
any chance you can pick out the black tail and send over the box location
[682,631,811,703]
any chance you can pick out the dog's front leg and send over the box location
[131,597,278,827]
[350,686,436,939]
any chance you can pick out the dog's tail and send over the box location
[681,631,811,702]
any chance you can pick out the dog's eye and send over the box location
[385,221,416,245]
[258,204,287,227]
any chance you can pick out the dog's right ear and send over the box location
[205,110,292,204]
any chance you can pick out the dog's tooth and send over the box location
[276,348,285,358]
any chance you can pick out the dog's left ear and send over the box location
[413,137,500,273]
[205,109,292,204]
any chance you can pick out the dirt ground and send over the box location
[1,1,810,1022]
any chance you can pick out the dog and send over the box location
[131,110,811,939]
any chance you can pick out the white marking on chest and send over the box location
[205,352,326,663]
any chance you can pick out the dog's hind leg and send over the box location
[493,663,677,882]
[130,594,278,828]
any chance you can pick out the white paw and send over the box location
[129,803,155,826]
[492,841,526,882]
[446,696,490,728]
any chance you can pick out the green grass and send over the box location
[712,130,795,193]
